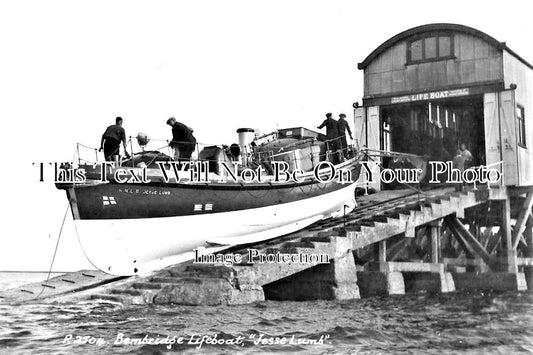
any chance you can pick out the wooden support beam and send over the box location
[378,240,387,262]
[445,220,474,258]
[480,226,490,248]
[512,192,533,250]
[509,186,533,197]
[499,197,518,273]
[482,202,496,249]
[526,217,533,256]
[387,239,408,261]
[447,217,497,269]
[429,221,441,264]
[354,248,374,265]
[486,228,501,255]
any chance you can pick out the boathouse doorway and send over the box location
[381,96,486,168]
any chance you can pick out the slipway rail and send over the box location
[0,270,125,303]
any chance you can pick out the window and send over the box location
[408,34,454,64]
[439,36,451,57]
[410,39,423,61]
[517,105,526,147]
[425,37,437,59]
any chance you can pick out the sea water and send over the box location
[1,273,533,354]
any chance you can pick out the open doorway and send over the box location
[382,97,486,165]
[379,96,486,188]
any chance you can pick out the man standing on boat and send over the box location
[317,112,340,161]
[337,113,353,158]
[99,116,129,161]
[167,117,197,160]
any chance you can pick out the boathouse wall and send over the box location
[502,51,533,185]
[362,32,504,98]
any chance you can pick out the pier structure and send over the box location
[94,185,530,305]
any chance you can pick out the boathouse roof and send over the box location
[357,23,533,70]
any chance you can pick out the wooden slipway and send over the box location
[0,270,126,303]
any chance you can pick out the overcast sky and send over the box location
[0,0,531,271]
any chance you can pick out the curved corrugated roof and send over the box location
[357,23,532,70]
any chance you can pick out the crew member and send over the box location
[167,117,197,160]
[452,149,465,192]
[459,143,473,168]
[317,113,340,156]
[99,117,129,161]
[337,113,353,158]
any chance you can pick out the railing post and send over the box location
[129,136,134,167]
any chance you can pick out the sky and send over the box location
[0,0,531,271]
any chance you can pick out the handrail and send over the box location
[470,160,504,190]
[362,148,425,160]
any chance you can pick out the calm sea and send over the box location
[1,272,533,354]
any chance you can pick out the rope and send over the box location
[33,202,70,300]
[77,138,353,162]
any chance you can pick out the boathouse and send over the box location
[355,23,533,191]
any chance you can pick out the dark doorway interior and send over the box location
[382,97,486,166]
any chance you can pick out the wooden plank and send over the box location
[0,270,125,302]
[376,261,443,273]
[517,257,533,266]
[512,192,533,249]
[391,43,406,70]
[443,258,485,266]
[405,65,418,91]
[475,58,491,82]
[418,62,433,90]
[381,71,392,94]
[446,60,459,86]
[459,60,475,83]
[432,61,447,88]
[392,70,406,92]
[474,38,489,59]
[458,34,475,61]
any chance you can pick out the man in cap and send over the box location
[337,113,353,158]
[167,117,197,160]
[318,113,340,160]
[99,117,129,161]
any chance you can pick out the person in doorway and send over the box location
[99,117,129,161]
[317,113,340,160]
[167,117,197,160]
[452,149,465,191]
[337,113,353,158]
[459,143,473,168]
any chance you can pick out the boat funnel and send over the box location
[236,128,255,165]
